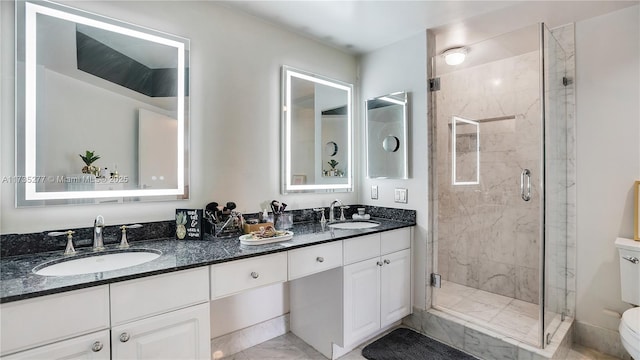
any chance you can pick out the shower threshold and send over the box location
[433,280,563,347]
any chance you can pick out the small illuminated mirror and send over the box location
[366,91,408,179]
[452,116,479,185]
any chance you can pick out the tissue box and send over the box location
[243,222,274,234]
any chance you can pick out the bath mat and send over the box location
[361,328,477,360]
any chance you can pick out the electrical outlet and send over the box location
[394,188,408,203]
[371,185,378,200]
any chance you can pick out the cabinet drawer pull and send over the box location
[376,261,383,267]
[251,271,260,279]
[316,256,324,263]
[120,332,130,343]
[92,341,104,352]
[384,259,391,265]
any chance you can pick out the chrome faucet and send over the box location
[93,215,105,251]
[329,199,344,223]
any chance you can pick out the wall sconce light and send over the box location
[442,47,467,66]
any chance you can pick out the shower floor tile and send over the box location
[434,280,557,346]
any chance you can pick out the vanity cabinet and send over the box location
[0,269,210,360]
[343,228,411,347]
[290,227,412,359]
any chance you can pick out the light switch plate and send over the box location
[371,185,378,200]
[395,188,408,203]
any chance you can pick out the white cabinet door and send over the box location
[111,303,210,360]
[343,257,380,346]
[2,330,110,360]
[380,249,411,328]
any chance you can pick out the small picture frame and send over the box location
[292,174,306,185]
[635,181,640,241]
[176,209,203,240]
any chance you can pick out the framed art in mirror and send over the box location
[15,0,190,206]
[281,66,353,194]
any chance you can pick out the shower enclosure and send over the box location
[431,23,570,348]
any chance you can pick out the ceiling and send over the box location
[219,0,639,55]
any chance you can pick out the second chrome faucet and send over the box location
[93,215,105,251]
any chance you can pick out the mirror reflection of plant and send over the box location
[328,159,339,169]
[79,150,101,175]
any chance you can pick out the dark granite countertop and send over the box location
[0,218,414,304]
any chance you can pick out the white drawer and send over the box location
[210,252,287,299]
[110,267,209,326]
[381,227,411,255]
[0,286,110,356]
[343,234,380,265]
[2,330,111,360]
[288,241,343,280]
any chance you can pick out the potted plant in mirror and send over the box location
[79,150,101,176]
[327,160,339,176]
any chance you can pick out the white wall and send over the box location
[358,32,429,309]
[575,4,640,331]
[0,0,358,234]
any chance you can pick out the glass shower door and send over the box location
[542,23,569,346]
[432,24,545,347]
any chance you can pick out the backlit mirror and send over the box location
[15,0,189,206]
[281,66,353,193]
[366,91,409,179]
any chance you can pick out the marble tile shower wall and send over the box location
[435,50,542,303]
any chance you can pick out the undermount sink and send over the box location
[33,249,161,276]
[328,221,381,230]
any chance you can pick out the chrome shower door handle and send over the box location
[521,169,531,202]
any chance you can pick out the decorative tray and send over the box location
[239,231,294,245]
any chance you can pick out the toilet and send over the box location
[615,237,640,359]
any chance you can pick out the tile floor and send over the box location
[221,330,621,359]
[220,280,620,359]
[433,280,564,346]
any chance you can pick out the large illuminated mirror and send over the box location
[451,116,480,185]
[281,66,353,193]
[15,0,189,206]
[366,91,409,179]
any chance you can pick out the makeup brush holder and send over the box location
[272,212,293,230]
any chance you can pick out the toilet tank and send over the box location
[615,237,640,305]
